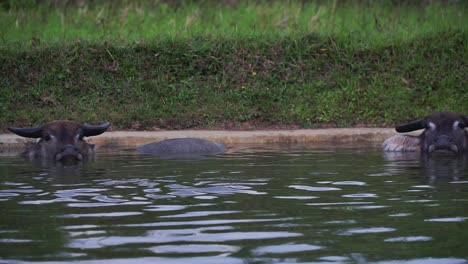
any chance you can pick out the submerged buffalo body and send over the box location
[137,138,226,158]
[383,112,468,154]
[8,121,111,162]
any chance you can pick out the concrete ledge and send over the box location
[0,128,395,150]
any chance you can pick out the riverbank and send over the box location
[0,1,466,130]
[0,128,396,151]
[1,31,466,130]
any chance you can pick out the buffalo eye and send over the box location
[44,135,51,141]
[427,122,437,130]
[459,122,466,129]
[78,134,84,140]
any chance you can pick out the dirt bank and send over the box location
[0,128,396,151]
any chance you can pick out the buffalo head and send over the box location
[383,112,468,154]
[8,121,111,162]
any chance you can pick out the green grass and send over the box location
[1,1,466,48]
[0,1,467,130]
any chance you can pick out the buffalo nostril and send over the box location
[435,135,452,143]
[61,145,79,152]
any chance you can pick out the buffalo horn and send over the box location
[82,122,111,137]
[7,125,43,138]
[395,119,427,133]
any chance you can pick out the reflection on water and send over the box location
[0,145,467,263]
[383,152,468,181]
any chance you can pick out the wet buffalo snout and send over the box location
[61,145,79,152]
[431,135,458,153]
[435,135,453,146]
[56,144,83,161]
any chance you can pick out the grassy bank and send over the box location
[0,1,467,130]
[1,1,466,49]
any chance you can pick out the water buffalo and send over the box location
[8,120,111,162]
[137,138,226,159]
[383,112,468,154]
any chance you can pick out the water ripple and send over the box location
[319,256,350,262]
[332,181,367,186]
[2,182,27,186]
[307,202,373,206]
[388,213,412,217]
[160,210,240,218]
[92,195,128,203]
[252,243,324,255]
[67,201,151,208]
[274,196,319,200]
[194,195,217,200]
[450,181,468,184]
[0,188,42,194]
[143,188,162,193]
[62,225,99,230]
[342,193,378,198]
[145,194,177,199]
[338,227,396,235]
[405,200,435,203]
[3,257,245,264]
[119,217,296,228]
[167,184,266,196]
[0,192,20,197]
[366,172,394,177]
[56,188,108,193]
[289,185,341,192]
[69,230,106,237]
[60,212,143,218]
[373,258,468,264]
[20,198,80,205]
[67,231,303,249]
[324,220,357,225]
[411,185,434,189]
[351,205,389,210]
[143,205,187,212]
[424,217,467,222]
[0,239,35,243]
[54,188,108,199]
[148,244,240,254]
[98,179,159,188]
[384,236,432,242]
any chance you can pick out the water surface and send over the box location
[1,144,467,263]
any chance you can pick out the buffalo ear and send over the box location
[82,122,111,137]
[395,118,427,133]
[7,125,43,138]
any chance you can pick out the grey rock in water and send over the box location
[136,138,227,159]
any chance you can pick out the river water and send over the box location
[0,144,467,264]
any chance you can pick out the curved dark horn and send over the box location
[395,119,427,133]
[7,125,43,138]
[82,122,111,137]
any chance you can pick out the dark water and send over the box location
[1,144,467,264]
